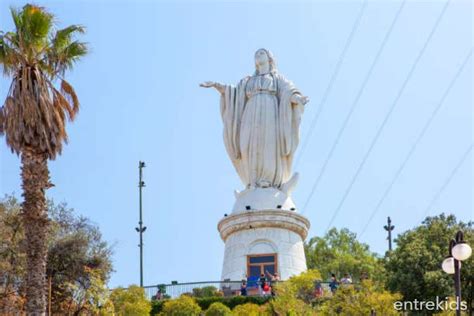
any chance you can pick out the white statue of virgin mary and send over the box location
[201,49,309,197]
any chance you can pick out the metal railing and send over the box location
[140,280,335,300]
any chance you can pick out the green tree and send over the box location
[385,214,473,314]
[319,280,401,315]
[64,267,114,315]
[0,4,87,313]
[47,200,113,314]
[160,295,202,316]
[0,195,113,315]
[110,285,151,316]
[305,228,385,283]
[204,302,232,316]
[0,196,26,312]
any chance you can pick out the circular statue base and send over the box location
[218,209,310,281]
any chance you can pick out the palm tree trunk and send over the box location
[21,148,50,315]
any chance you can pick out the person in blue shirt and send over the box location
[329,273,339,294]
[240,280,247,296]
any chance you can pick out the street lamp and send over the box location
[441,231,472,316]
[441,256,457,275]
[452,235,472,261]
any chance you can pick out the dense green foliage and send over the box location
[47,199,113,312]
[232,302,266,315]
[385,214,473,314]
[305,227,385,284]
[0,195,113,314]
[110,285,151,316]
[0,196,25,311]
[204,302,232,316]
[160,295,202,315]
[270,269,321,315]
[318,280,401,315]
[151,295,271,314]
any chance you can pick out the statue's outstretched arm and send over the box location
[291,94,310,106]
[200,81,225,94]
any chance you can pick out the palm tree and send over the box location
[0,4,87,314]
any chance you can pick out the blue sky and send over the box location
[0,0,472,288]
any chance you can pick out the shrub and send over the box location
[280,269,322,303]
[270,269,320,315]
[232,303,267,316]
[151,295,271,314]
[204,302,232,316]
[110,285,151,316]
[270,296,312,316]
[160,295,201,316]
[150,299,165,315]
[197,295,270,310]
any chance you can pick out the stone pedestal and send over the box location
[218,190,310,281]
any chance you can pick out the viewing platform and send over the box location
[138,280,333,300]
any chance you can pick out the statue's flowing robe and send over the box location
[220,72,303,188]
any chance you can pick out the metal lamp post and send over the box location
[441,231,472,316]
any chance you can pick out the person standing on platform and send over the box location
[341,273,353,285]
[329,273,339,295]
[259,274,267,296]
[240,280,247,296]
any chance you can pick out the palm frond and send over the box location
[0,33,27,76]
[18,4,53,48]
[0,4,87,159]
[60,80,79,120]
[0,33,6,69]
[52,25,85,51]
[49,28,87,76]
[7,4,54,67]
[9,7,23,31]
[0,106,4,135]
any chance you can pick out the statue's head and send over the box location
[254,48,277,75]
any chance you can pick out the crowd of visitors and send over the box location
[153,271,355,300]
[243,271,353,298]
[326,273,353,296]
[240,270,280,297]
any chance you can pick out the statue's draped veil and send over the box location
[254,48,277,75]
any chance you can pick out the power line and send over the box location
[358,48,472,238]
[301,0,407,213]
[323,0,452,233]
[295,0,368,169]
[420,143,473,222]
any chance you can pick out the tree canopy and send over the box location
[110,285,151,316]
[385,214,473,314]
[0,194,113,314]
[0,4,87,158]
[305,227,386,284]
[318,280,401,316]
